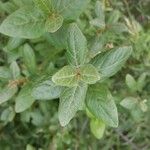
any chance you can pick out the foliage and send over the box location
[0,0,149,149]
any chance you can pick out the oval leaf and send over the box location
[52,0,90,20]
[45,13,64,33]
[92,46,132,79]
[0,7,46,38]
[80,64,100,84]
[23,44,37,74]
[0,85,18,105]
[90,119,105,139]
[59,84,87,126]
[34,0,51,15]
[86,84,118,127]
[15,85,35,113]
[32,80,62,100]
[66,23,87,66]
[52,65,78,87]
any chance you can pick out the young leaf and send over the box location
[32,80,62,100]
[66,23,87,66]
[92,46,132,79]
[15,85,35,113]
[120,97,138,109]
[125,74,137,92]
[59,84,87,126]
[52,0,90,20]
[0,7,46,39]
[23,44,37,74]
[0,85,18,105]
[90,119,105,139]
[45,13,64,33]
[10,61,20,79]
[86,84,118,127]
[80,64,100,84]
[52,65,78,87]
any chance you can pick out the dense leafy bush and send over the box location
[0,0,149,149]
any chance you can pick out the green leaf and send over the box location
[45,13,64,33]
[0,67,12,81]
[66,23,87,66]
[80,64,100,84]
[107,10,121,24]
[34,0,51,15]
[139,99,148,112]
[59,84,87,126]
[90,119,105,139]
[110,23,128,33]
[137,73,147,92]
[6,37,25,51]
[86,84,118,127]
[44,25,68,49]
[1,107,15,123]
[0,7,46,39]
[52,0,90,20]
[90,1,105,28]
[15,85,35,113]
[26,144,35,150]
[120,97,138,109]
[0,85,18,105]
[10,61,20,79]
[23,44,37,74]
[52,65,78,87]
[125,74,137,92]
[92,46,132,79]
[32,80,62,100]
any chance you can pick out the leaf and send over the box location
[52,65,78,87]
[66,23,87,66]
[0,67,12,81]
[92,46,132,79]
[125,74,137,92]
[32,80,62,100]
[90,1,105,28]
[26,144,36,150]
[1,107,15,123]
[110,23,128,33]
[23,44,37,74]
[45,13,64,33]
[120,97,138,109]
[90,119,105,139]
[107,10,121,24]
[15,85,35,113]
[44,25,68,49]
[59,84,87,126]
[6,37,25,51]
[139,99,148,112]
[80,64,100,84]
[0,7,46,39]
[52,0,90,20]
[10,61,20,79]
[34,0,51,15]
[86,84,118,127]
[137,73,147,92]
[0,85,18,105]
